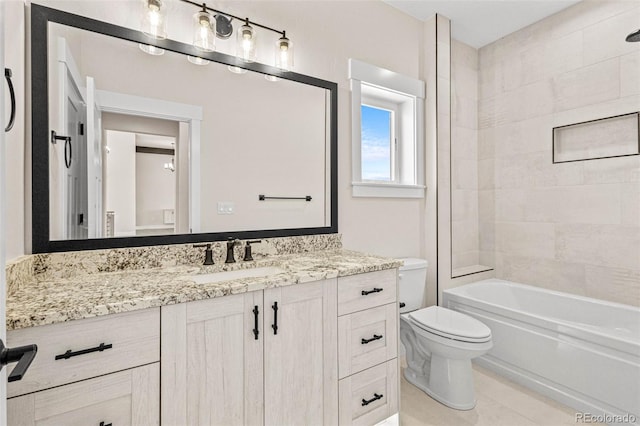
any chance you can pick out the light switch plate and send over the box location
[217,202,235,215]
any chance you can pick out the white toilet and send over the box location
[398,258,492,410]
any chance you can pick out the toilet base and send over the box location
[403,356,477,411]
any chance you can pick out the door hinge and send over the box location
[78,122,84,136]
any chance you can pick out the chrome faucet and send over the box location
[225,238,240,264]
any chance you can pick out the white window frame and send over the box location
[349,59,425,198]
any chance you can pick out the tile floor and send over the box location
[400,363,601,426]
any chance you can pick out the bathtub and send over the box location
[443,279,640,425]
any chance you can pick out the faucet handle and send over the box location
[193,243,214,265]
[243,240,261,262]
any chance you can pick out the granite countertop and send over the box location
[7,249,402,331]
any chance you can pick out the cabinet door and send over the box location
[7,362,159,426]
[264,279,338,426]
[161,292,263,426]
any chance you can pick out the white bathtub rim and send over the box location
[444,279,640,353]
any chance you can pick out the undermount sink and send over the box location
[191,266,285,284]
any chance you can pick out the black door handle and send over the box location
[64,137,72,168]
[361,288,383,296]
[0,339,38,382]
[253,305,259,340]
[272,302,278,335]
[5,68,16,132]
[361,393,383,406]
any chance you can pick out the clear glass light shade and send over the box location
[275,34,293,71]
[188,56,210,65]
[236,22,257,62]
[141,0,167,39]
[139,43,165,56]
[228,66,248,74]
[193,10,216,52]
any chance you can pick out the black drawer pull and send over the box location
[361,334,383,344]
[100,422,112,426]
[399,302,406,308]
[55,343,113,360]
[361,288,383,296]
[253,305,260,340]
[362,393,383,406]
[272,302,278,335]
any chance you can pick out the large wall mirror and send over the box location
[31,4,337,253]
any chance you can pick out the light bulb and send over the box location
[193,9,215,52]
[236,20,256,63]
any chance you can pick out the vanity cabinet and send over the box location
[337,269,399,425]
[161,278,338,426]
[7,363,159,426]
[6,309,161,425]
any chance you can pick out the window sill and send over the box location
[351,182,426,199]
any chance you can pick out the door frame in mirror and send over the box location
[31,4,338,253]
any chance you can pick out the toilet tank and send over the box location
[398,258,428,314]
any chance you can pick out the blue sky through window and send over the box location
[361,105,392,181]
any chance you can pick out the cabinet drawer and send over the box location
[338,269,397,316]
[7,363,159,426]
[338,359,398,426]
[8,308,160,397]
[339,303,397,379]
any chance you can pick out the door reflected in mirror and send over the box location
[48,22,331,241]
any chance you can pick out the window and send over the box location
[349,59,425,198]
[361,104,395,182]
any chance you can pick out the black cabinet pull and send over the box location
[271,302,278,335]
[55,342,112,360]
[361,334,383,345]
[361,393,383,406]
[253,305,259,340]
[399,302,406,308]
[361,288,383,296]
[0,339,38,382]
[4,68,16,132]
[99,422,112,426]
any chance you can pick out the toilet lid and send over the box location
[408,306,491,342]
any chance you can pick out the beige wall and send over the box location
[478,0,640,306]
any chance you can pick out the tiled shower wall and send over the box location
[478,0,640,306]
[451,40,482,272]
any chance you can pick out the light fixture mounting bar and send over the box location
[179,0,285,36]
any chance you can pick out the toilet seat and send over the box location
[408,306,491,343]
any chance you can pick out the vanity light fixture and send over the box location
[174,0,294,71]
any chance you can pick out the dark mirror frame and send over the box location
[31,4,338,253]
